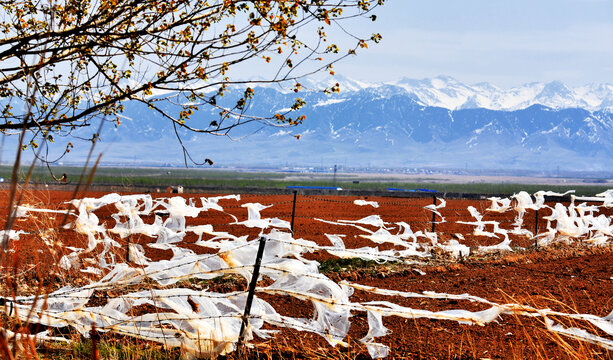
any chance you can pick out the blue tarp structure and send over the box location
[286,186,343,191]
[387,188,437,193]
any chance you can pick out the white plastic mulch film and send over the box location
[1,190,613,358]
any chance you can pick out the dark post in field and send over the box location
[238,236,267,348]
[431,195,437,233]
[290,190,297,233]
[534,209,539,248]
[90,325,100,360]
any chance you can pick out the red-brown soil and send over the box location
[1,188,612,359]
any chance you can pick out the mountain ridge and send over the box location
[3,76,613,172]
[314,75,613,112]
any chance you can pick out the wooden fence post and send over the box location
[431,195,437,233]
[534,209,539,248]
[290,191,297,233]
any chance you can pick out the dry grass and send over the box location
[496,290,612,360]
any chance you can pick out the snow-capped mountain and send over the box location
[4,76,613,172]
[263,75,613,112]
[379,76,613,112]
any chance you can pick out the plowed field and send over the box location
[1,189,612,359]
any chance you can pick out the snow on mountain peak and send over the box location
[240,74,613,112]
[329,76,613,112]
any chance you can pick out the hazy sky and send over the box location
[333,0,613,87]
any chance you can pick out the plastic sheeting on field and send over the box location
[2,190,613,358]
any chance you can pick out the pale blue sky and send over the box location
[333,0,613,87]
